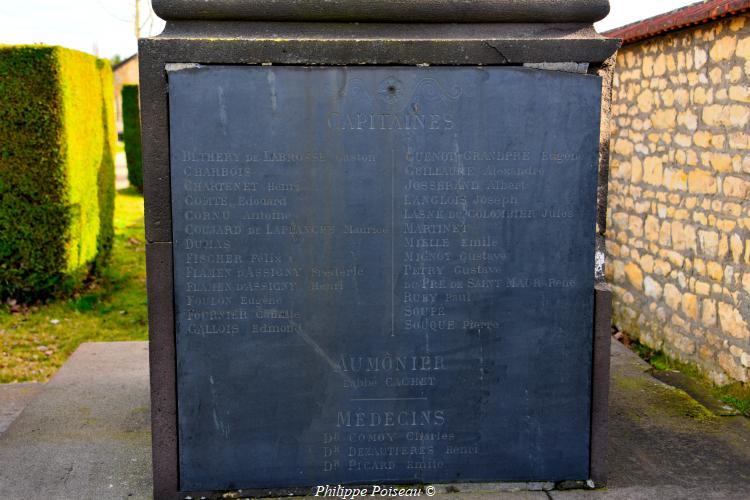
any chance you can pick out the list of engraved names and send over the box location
[169,66,600,488]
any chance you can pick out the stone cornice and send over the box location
[152,0,610,24]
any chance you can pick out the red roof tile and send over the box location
[605,0,750,44]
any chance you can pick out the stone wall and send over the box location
[607,13,750,384]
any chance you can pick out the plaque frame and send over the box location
[139,4,620,498]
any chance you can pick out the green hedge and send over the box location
[95,59,116,273]
[121,84,143,192]
[0,46,116,302]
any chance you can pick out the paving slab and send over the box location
[0,339,749,500]
[0,342,152,500]
[0,382,43,434]
[550,341,750,499]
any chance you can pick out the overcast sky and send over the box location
[0,0,698,60]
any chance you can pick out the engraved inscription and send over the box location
[169,66,601,490]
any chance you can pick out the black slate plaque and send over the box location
[168,66,601,491]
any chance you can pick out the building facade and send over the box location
[113,54,139,135]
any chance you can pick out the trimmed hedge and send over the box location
[0,46,116,302]
[95,59,117,273]
[121,84,143,192]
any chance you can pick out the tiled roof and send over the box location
[605,0,750,44]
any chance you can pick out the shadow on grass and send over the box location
[0,190,148,383]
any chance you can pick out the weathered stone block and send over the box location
[681,293,699,320]
[710,153,733,172]
[688,169,717,193]
[723,176,750,198]
[730,16,747,31]
[737,36,750,59]
[644,216,660,241]
[729,132,749,149]
[698,230,720,257]
[701,299,717,327]
[613,138,634,156]
[637,88,654,112]
[654,259,671,276]
[663,168,687,190]
[673,332,695,354]
[694,258,707,275]
[659,221,672,246]
[718,351,747,381]
[640,254,655,273]
[707,261,724,281]
[653,54,667,76]
[642,55,654,77]
[629,215,644,237]
[723,202,742,216]
[677,109,698,130]
[674,222,697,252]
[644,275,662,299]
[729,105,750,126]
[702,104,726,126]
[652,108,677,129]
[709,67,723,84]
[717,216,736,231]
[693,130,711,147]
[643,156,663,185]
[710,36,737,61]
[673,133,691,147]
[731,234,744,263]
[664,283,681,310]
[631,157,643,183]
[693,212,708,225]
[624,262,644,290]
[695,281,711,296]
[718,302,750,340]
[729,85,750,102]
[612,211,629,229]
[694,46,708,69]
[674,88,689,107]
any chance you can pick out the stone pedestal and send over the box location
[140,2,619,498]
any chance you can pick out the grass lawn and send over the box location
[0,188,147,383]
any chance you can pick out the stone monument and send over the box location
[140,1,619,498]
